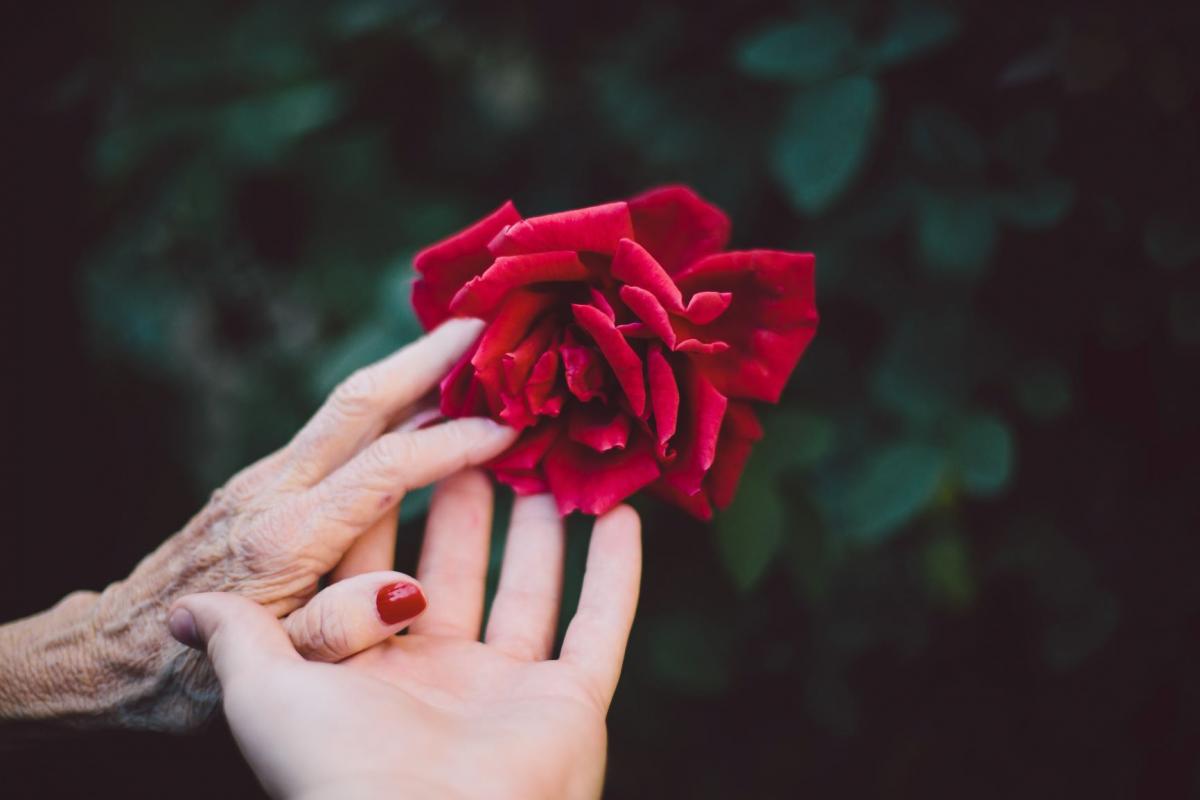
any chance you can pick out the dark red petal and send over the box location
[567,402,632,452]
[500,317,559,393]
[681,291,733,325]
[572,303,647,416]
[488,201,634,257]
[618,285,677,348]
[474,361,506,418]
[647,479,714,520]
[627,185,731,274]
[489,418,562,471]
[662,363,728,497]
[472,290,556,369]
[499,391,538,430]
[440,337,486,418]
[544,433,661,515]
[559,331,608,402]
[412,201,521,329]
[646,345,679,457]
[610,238,684,311]
[449,251,589,316]
[708,401,763,510]
[674,250,818,403]
[676,339,730,354]
[523,350,562,415]
[589,287,616,321]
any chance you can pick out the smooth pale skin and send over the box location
[0,319,519,729]
[172,481,642,800]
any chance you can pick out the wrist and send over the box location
[0,590,105,724]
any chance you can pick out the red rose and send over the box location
[412,185,817,518]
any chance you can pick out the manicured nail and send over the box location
[168,607,201,649]
[376,582,427,625]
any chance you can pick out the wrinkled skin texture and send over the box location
[0,322,516,731]
[413,185,818,518]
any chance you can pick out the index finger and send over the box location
[282,318,484,485]
[559,505,642,708]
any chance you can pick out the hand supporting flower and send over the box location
[413,185,818,518]
[0,321,516,731]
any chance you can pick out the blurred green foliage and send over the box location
[43,0,1200,795]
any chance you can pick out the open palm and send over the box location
[177,470,641,800]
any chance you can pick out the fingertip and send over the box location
[597,503,641,533]
[167,606,201,650]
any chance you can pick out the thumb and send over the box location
[168,592,300,683]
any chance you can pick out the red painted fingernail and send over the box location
[376,582,427,625]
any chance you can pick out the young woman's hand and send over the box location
[170,474,641,800]
[0,320,517,731]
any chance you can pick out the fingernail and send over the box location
[376,582,427,625]
[168,607,201,649]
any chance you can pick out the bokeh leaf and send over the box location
[993,178,1075,229]
[908,106,985,173]
[771,76,881,215]
[865,2,961,69]
[916,191,996,276]
[951,413,1015,497]
[716,459,784,591]
[735,14,856,83]
[838,442,945,543]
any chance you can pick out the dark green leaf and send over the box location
[907,106,985,172]
[916,191,996,277]
[839,443,945,543]
[771,76,881,215]
[735,15,856,83]
[715,461,784,591]
[865,2,961,69]
[922,532,975,609]
[993,178,1075,229]
[951,413,1015,496]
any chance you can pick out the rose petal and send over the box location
[488,201,635,256]
[524,350,562,416]
[647,479,713,520]
[676,339,730,354]
[559,330,608,402]
[610,238,684,311]
[681,291,732,325]
[628,185,730,274]
[472,290,557,369]
[589,286,616,321]
[500,317,559,393]
[662,363,728,497]
[567,402,632,452]
[708,401,763,509]
[571,303,647,417]
[439,337,486,418]
[412,200,522,329]
[490,418,562,471]
[618,285,677,349]
[544,433,661,515]
[449,251,590,316]
[674,250,818,403]
[646,345,679,458]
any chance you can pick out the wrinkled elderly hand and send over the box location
[0,319,516,730]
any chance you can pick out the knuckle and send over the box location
[302,601,351,661]
[331,367,380,418]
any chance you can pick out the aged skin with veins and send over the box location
[0,319,516,731]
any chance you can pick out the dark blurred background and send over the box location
[6,0,1200,797]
